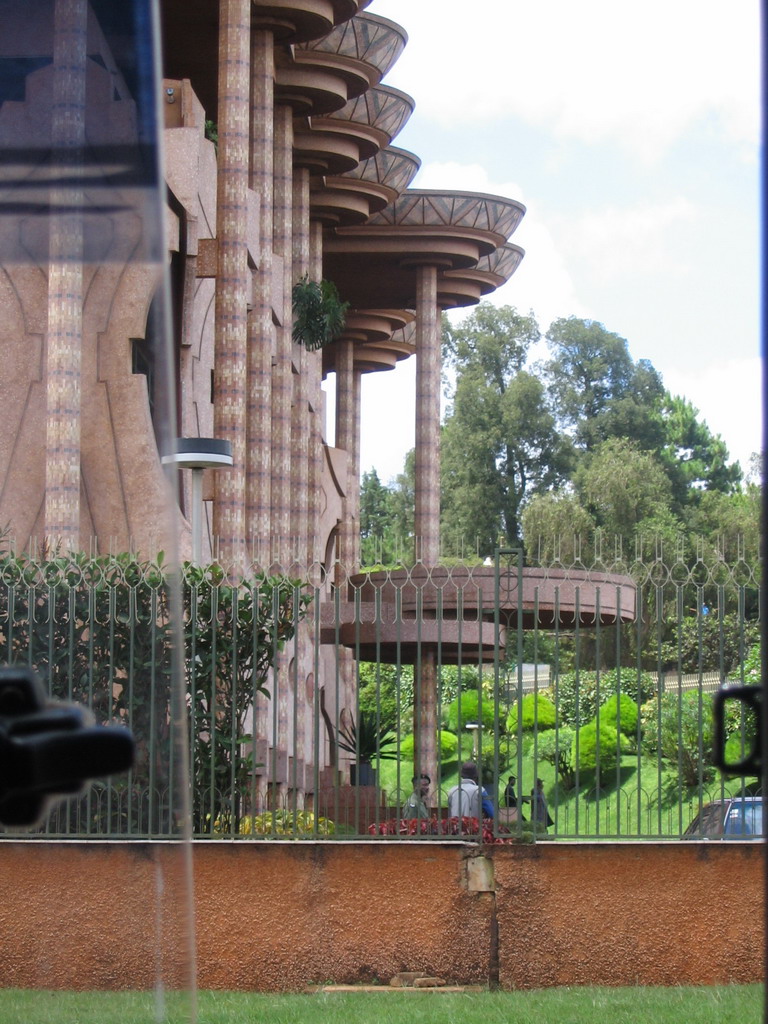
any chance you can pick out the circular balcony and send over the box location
[347,566,637,629]
[321,312,415,374]
[294,85,414,173]
[162,0,369,120]
[297,12,407,85]
[319,601,504,664]
[324,190,526,310]
[311,147,420,225]
[438,242,525,308]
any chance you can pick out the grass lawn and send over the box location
[0,985,761,1024]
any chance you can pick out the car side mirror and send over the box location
[713,684,762,777]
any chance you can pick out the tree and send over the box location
[440,304,571,554]
[358,458,415,567]
[659,394,741,507]
[544,317,636,448]
[521,491,598,566]
[359,469,394,566]
[574,437,678,545]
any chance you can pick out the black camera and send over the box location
[0,666,134,826]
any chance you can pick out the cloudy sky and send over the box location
[344,0,761,485]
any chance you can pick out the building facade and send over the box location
[0,0,529,811]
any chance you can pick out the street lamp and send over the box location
[162,438,233,563]
[465,721,480,760]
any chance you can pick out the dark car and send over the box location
[683,796,763,839]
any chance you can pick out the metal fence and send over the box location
[0,545,760,841]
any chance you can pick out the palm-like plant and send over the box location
[291,275,348,350]
[337,711,398,764]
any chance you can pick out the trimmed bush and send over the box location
[507,693,557,734]
[399,730,460,764]
[572,721,620,774]
[600,694,639,738]
[552,669,655,727]
[444,690,496,732]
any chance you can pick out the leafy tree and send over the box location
[575,438,677,544]
[440,304,571,554]
[388,449,415,558]
[0,551,309,834]
[652,690,716,787]
[544,317,636,448]
[521,491,597,566]
[684,486,761,568]
[659,394,741,505]
[537,726,576,789]
[359,469,395,566]
[659,612,759,675]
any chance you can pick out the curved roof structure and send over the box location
[311,146,421,226]
[324,189,525,310]
[293,85,414,173]
[279,13,408,113]
[161,0,368,121]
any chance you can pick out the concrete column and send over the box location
[271,104,294,567]
[291,167,311,571]
[45,0,87,551]
[212,0,250,564]
[307,220,324,568]
[335,339,360,573]
[414,263,440,565]
[412,263,441,794]
[247,29,275,560]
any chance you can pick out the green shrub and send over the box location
[599,694,639,738]
[507,693,557,734]
[655,690,715,787]
[399,730,460,764]
[572,721,620,774]
[537,726,576,789]
[444,689,496,732]
[552,668,655,727]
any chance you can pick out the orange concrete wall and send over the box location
[0,841,762,991]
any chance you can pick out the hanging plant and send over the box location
[291,275,349,351]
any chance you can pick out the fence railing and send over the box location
[0,549,760,841]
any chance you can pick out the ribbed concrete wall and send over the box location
[0,841,761,992]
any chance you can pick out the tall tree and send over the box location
[659,394,742,505]
[359,469,393,566]
[440,304,571,555]
[544,317,636,448]
[575,437,679,545]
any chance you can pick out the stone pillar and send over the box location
[291,167,310,572]
[307,220,324,568]
[247,29,275,560]
[414,263,440,565]
[212,0,250,564]
[412,263,441,792]
[335,339,360,574]
[271,104,294,567]
[45,0,87,551]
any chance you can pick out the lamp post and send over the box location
[466,721,480,760]
[163,438,233,563]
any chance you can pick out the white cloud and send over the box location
[555,197,699,283]
[374,0,760,160]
